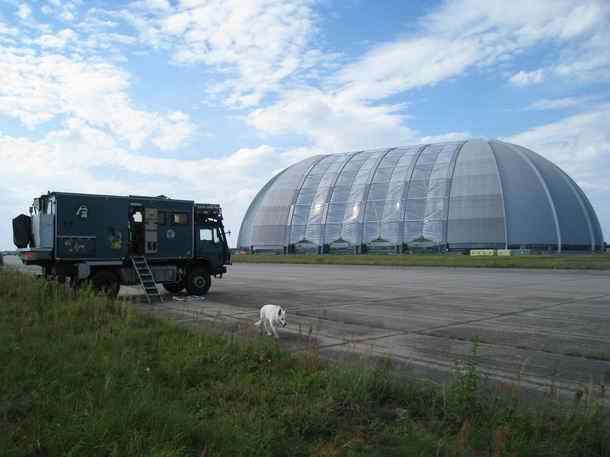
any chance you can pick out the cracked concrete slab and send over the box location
[118,263,610,399]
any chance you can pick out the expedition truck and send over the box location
[13,192,231,300]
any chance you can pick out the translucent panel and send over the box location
[408,180,428,198]
[312,187,331,205]
[289,225,306,243]
[424,198,447,220]
[343,202,363,223]
[324,224,342,242]
[397,151,418,166]
[326,204,346,223]
[427,179,449,198]
[302,174,323,189]
[401,143,460,246]
[363,222,381,242]
[430,162,452,180]
[341,223,362,244]
[382,222,401,243]
[336,172,358,186]
[292,205,310,225]
[305,224,323,244]
[405,199,426,220]
[382,200,402,221]
[238,154,320,248]
[353,171,372,186]
[447,140,505,247]
[319,173,337,188]
[367,183,389,201]
[417,150,439,164]
[348,185,367,202]
[328,186,349,202]
[372,167,394,183]
[390,166,412,181]
[365,201,385,222]
[386,183,404,201]
[343,159,366,172]
[422,220,445,242]
[404,221,424,241]
[412,163,434,179]
[436,148,455,163]
[384,148,406,161]
[307,203,325,224]
[379,156,400,168]
[296,188,316,204]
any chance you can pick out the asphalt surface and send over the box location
[136,263,610,399]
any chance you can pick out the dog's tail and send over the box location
[254,319,262,327]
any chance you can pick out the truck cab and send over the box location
[13,192,231,299]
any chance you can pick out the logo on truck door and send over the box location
[76,205,88,219]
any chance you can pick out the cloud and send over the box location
[246,0,610,154]
[526,95,599,111]
[419,132,471,144]
[0,126,303,248]
[116,0,322,107]
[35,28,77,48]
[248,88,417,151]
[0,45,193,150]
[503,105,610,185]
[509,69,545,86]
[17,4,32,20]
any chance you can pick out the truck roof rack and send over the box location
[195,203,222,220]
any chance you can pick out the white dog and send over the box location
[254,304,287,339]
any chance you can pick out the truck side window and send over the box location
[173,213,188,225]
[200,228,214,242]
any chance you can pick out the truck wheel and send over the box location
[186,267,211,295]
[91,270,120,298]
[163,281,185,294]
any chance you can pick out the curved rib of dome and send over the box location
[238,140,603,252]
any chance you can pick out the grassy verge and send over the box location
[1,271,609,456]
[233,254,610,270]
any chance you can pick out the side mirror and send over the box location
[225,230,232,237]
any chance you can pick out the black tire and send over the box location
[186,267,211,296]
[163,281,185,294]
[90,270,120,298]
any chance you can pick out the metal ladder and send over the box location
[130,256,162,304]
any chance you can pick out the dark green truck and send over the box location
[13,192,231,299]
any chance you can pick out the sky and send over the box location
[1,0,609,249]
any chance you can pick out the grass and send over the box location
[233,253,610,270]
[2,270,609,457]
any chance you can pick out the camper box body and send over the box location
[15,192,230,296]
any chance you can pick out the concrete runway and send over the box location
[4,254,609,397]
[138,263,610,398]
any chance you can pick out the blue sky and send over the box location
[1,0,609,249]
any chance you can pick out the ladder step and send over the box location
[131,256,162,304]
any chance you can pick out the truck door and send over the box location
[196,224,223,270]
